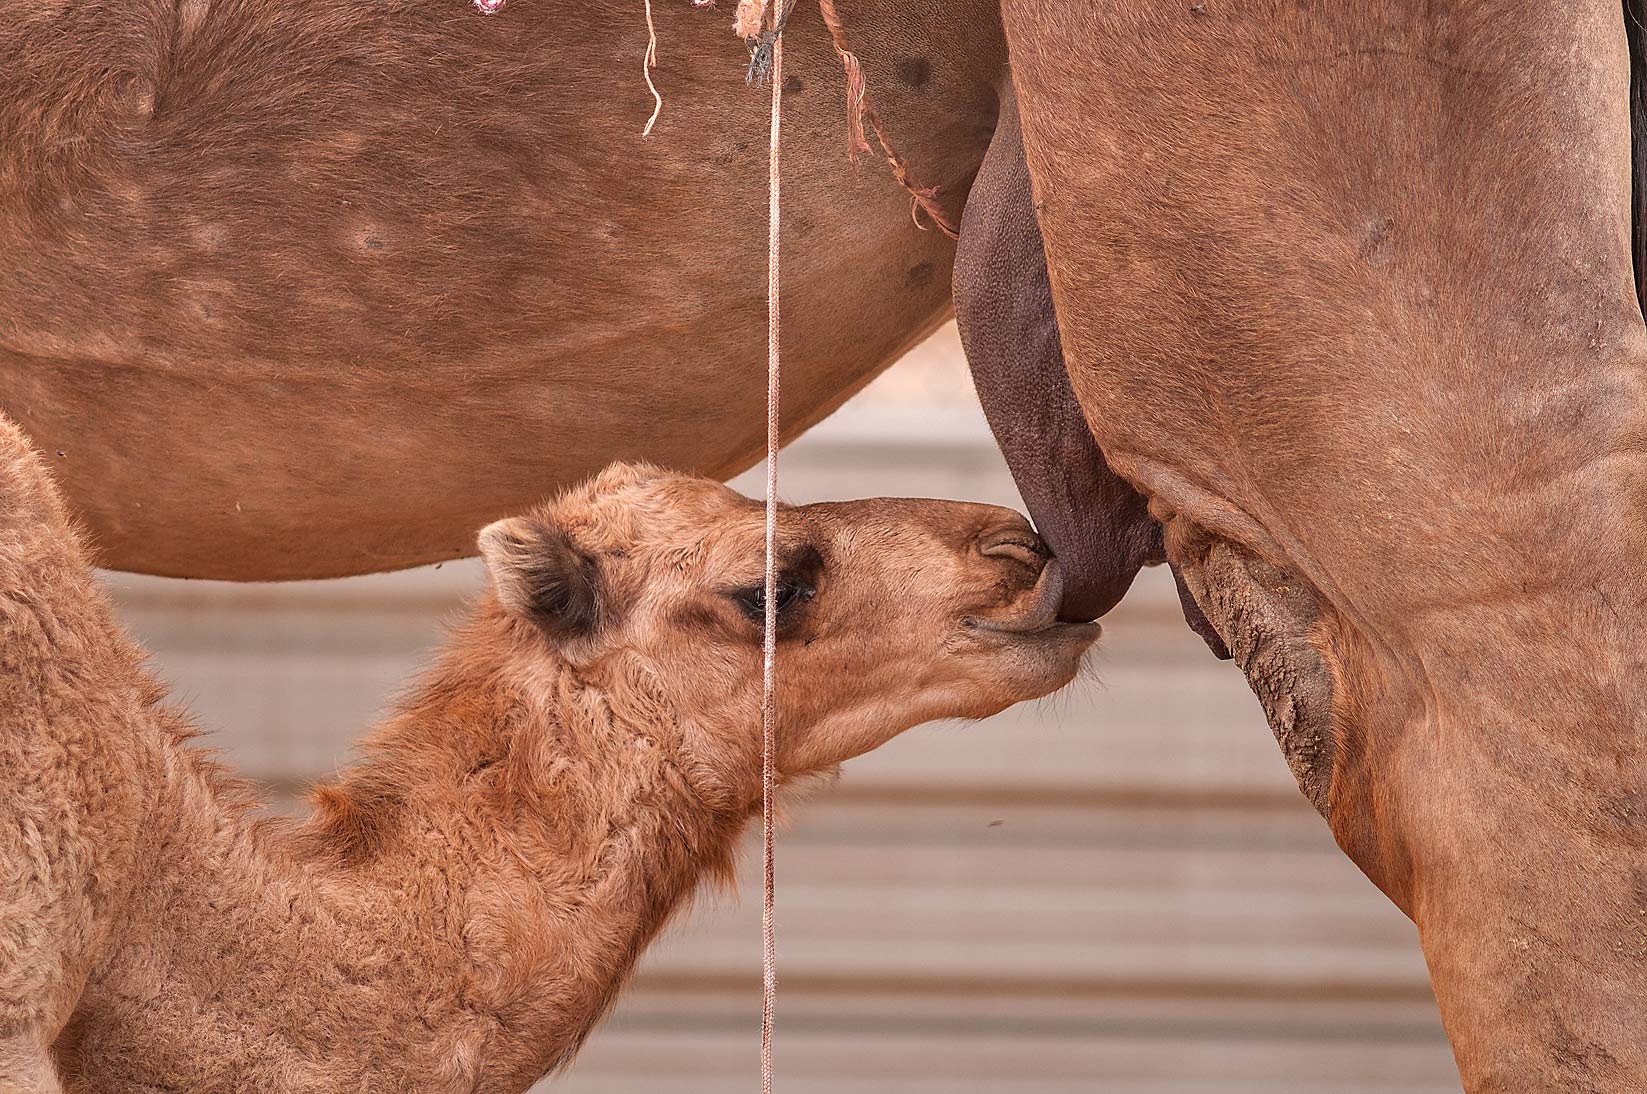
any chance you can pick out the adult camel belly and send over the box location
[1002,1,1647,1088]
[0,0,1000,579]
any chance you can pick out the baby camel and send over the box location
[0,418,1097,1093]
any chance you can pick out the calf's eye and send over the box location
[732,579,814,622]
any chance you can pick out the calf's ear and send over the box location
[478,516,601,636]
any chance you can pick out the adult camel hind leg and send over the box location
[952,81,1226,651]
[1004,0,1647,1086]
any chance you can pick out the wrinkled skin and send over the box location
[952,81,1228,655]
[999,0,1647,1087]
[953,84,1156,626]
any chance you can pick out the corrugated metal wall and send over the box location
[102,328,1461,1092]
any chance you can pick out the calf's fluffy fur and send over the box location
[0,417,1095,1092]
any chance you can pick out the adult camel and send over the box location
[0,0,1001,581]
[956,1,1647,1089]
[0,0,1186,623]
[5,0,1647,1089]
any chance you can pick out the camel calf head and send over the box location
[477,462,1097,784]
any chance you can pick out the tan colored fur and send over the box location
[0,0,1005,581]
[1003,1,1647,1087]
[0,419,1093,1092]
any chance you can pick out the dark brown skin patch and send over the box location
[952,84,1155,622]
[952,81,1226,649]
[896,57,931,89]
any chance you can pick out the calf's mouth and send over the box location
[967,559,1100,642]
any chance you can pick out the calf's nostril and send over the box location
[977,526,1049,571]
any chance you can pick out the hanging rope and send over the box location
[758,6,788,1087]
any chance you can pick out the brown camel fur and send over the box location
[995,0,1647,1087]
[0,0,1008,580]
[0,418,1095,1092]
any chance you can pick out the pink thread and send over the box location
[472,0,505,13]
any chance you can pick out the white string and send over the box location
[641,0,663,137]
[759,25,783,1094]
